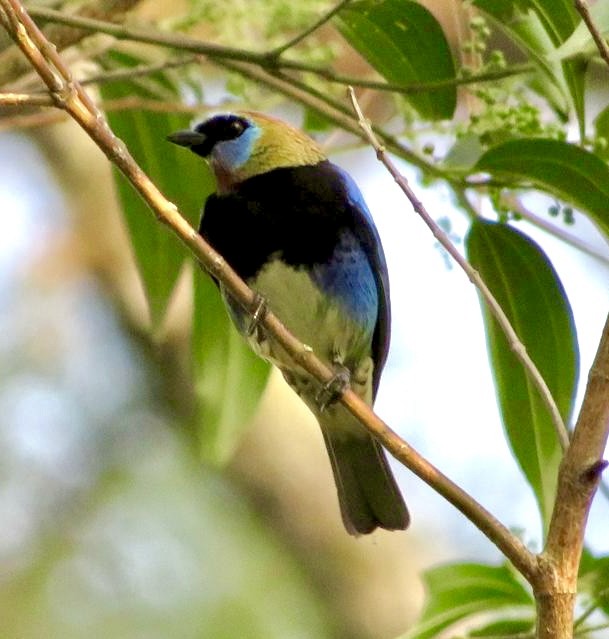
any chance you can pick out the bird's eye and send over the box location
[228,119,245,137]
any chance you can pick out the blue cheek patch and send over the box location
[215,126,262,171]
[311,232,378,331]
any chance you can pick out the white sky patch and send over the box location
[0,191,36,276]
[0,133,66,287]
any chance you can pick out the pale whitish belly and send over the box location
[225,259,373,373]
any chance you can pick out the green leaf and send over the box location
[401,562,533,639]
[336,0,456,120]
[562,58,587,139]
[465,220,579,528]
[100,69,210,327]
[475,138,609,240]
[528,0,578,43]
[470,618,535,636]
[193,273,270,465]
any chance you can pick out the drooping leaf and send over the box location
[475,138,609,240]
[401,562,533,639]
[193,273,270,465]
[465,220,579,528]
[528,0,578,43]
[100,60,209,327]
[336,0,456,120]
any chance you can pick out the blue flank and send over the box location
[335,166,390,307]
[310,231,378,332]
[308,168,383,333]
[214,124,261,171]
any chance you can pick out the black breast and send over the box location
[199,161,353,281]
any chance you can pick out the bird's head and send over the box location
[167,111,326,192]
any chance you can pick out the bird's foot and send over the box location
[316,367,351,412]
[246,294,268,337]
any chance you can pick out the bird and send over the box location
[167,111,409,535]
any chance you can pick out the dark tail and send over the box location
[320,409,409,535]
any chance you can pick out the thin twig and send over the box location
[95,96,206,113]
[502,194,609,268]
[574,0,609,69]
[25,7,277,63]
[0,0,541,585]
[311,63,534,94]
[25,7,533,95]
[269,0,353,57]
[81,55,200,86]
[348,87,571,452]
[0,90,52,105]
[0,96,210,131]
[0,0,141,87]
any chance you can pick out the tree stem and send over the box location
[536,314,609,637]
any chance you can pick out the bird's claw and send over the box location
[316,367,351,412]
[246,293,268,337]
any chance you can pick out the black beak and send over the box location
[166,129,207,148]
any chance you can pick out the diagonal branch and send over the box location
[347,87,571,453]
[0,0,541,584]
